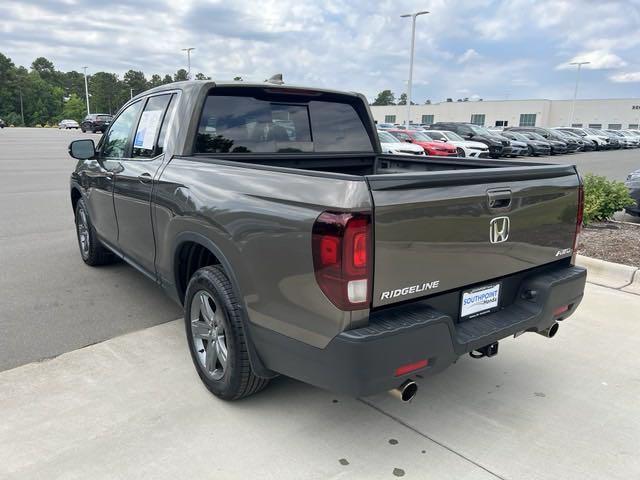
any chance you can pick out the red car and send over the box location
[389,130,458,156]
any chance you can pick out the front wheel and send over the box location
[456,147,465,157]
[185,266,269,400]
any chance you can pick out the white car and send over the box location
[58,119,80,129]
[424,130,489,158]
[554,127,606,150]
[606,130,639,148]
[377,130,425,155]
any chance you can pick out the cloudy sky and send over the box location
[1,0,640,102]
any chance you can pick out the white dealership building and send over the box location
[370,98,640,130]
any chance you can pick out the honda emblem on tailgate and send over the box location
[489,216,510,243]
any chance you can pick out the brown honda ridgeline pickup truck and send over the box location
[68,81,586,401]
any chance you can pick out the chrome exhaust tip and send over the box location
[537,322,559,338]
[389,379,418,402]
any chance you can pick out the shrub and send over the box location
[582,174,634,224]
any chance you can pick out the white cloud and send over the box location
[457,49,480,64]
[610,72,640,83]
[556,50,627,70]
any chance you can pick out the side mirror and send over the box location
[69,139,96,160]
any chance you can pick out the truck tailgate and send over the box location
[367,164,581,308]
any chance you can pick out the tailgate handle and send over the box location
[487,189,512,209]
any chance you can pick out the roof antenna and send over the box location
[265,73,284,85]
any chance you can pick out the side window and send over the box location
[102,101,142,158]
[156,94,177,155]
[396,132,410,141]
[428,132,445,141]
[132,94,173,158]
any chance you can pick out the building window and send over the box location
[495,120,508,127]
[571,123,582,127]
[629,124,639,129]
[519,114,536,127]
[470,114,485,126]
[384,115,396,123]
[588,123,602,129]
[421,114,434,125]
[608,123,621,130]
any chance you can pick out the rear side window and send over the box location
[195,89,373,154]
[132,94,172,158]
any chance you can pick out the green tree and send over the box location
[174,69,189,81]
[233,76,243,81]
[123,70,148,98]
[397,93,416,106]
[61,94,85,122]
[372,90,395,106]
[149,74,163,88]
[90,72,119,114]
[195,72,210,80]
[162,74,173,84]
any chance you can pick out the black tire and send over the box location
[528,146,536,156]
[185,265,269,400]
[74,198,116,266]
[456,147,465,157]
[81,127,86,133]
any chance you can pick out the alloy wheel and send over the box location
[190,290,228,381]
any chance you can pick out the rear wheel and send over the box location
[185,265,269,400]
[75,198,116,266]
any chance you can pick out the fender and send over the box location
[172,231,277,379]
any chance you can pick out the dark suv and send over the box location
[429,122,511,158]
[81,114,113,133]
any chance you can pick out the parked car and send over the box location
[556,130,592,152]
[376,123,395,130]
[501,131,551,156]
[587,129,621,149]
[495,133,527,157]
[58,119,80,129]
[506,127,578,153]
[608,130,640,148]
[388,129,458,156]
[429,122,512,158]
[377,130,425,155]
[555,127,606,150]
[0,118,5,128]
[67,80,586,401]
[626,169,640,216]
[80,114,113,133]
[519,131,567,155]
[423,130,490,158]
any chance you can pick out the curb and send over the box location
[623,270,640,295]
[576,255,639,290]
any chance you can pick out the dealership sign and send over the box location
[633,105,640,110]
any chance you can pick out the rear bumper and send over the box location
[252,264,587,397]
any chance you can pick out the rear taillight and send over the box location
[312,211,372,310]
[572,182,584,264]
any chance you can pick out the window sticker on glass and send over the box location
[134,110,162,150]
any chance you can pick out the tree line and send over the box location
[0,52,211,127]
[371,89,483,106]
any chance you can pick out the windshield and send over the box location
[442,131,463,141]
[469,125,490,135]
[411,132,434,141]
[97,115,112,121]
[377,131,400,143]
[525,132,546,141]
[508,132,528,142]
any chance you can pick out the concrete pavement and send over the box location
[1,283,638,480]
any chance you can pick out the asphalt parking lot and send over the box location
[1,128,640,479]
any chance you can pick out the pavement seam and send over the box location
[586,279,640,296]
[358,398,508,480]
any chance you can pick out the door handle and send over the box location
[138,173,152,184]
[487,189,512,209]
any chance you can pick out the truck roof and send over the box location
[138,80,363,100]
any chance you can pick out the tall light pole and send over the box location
[400,11,429,127]
[82,66,90,115]
[568,61,590,126]
[181,47,195,79]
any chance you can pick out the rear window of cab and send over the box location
[195,88,374,154]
